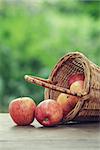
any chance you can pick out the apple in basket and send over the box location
[70,80,84,95]
[35,99,63,126]
[9,97,36,126]
[67,73,84,87]
[67,73,84,95]
[57,93,79,118]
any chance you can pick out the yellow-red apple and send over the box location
[67,73,84,87]
[57,93,78,118]
[35,99,63,126]
[70,80,84,95]
[9,97,36,126]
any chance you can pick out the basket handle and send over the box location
[24,75,90,99]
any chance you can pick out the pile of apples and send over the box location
[9,73,84,126]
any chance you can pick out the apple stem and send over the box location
[44,118,49,122]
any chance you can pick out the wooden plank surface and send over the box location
[0,113,100,150]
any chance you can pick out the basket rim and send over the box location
[45,52,91,99]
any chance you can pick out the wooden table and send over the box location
[0,113,100,150]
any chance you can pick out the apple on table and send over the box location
[35,99,63,126]
[9,97,36,126]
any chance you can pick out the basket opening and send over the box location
[45,54,90,100]
[62,58,84,89]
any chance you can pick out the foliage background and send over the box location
[0,0,100,112]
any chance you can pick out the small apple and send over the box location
[57,93,78,118]
[67,73,84,87]
[70,80,84,95]
[35,99,63,126]
[9,97,36,126]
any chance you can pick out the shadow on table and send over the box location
[11,124,35,131]
[10,120,100,130]
[34,121,100,130]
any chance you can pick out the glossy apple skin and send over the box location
[9,97,36,126]
[35,99,63,126]
[57,93,78,118]
[67,73,84,87]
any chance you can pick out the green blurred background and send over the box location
[0,0,100,112]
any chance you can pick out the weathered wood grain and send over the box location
[0,113,100,150]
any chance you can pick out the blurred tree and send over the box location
[0,0,100,112]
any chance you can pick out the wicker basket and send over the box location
[25,52,100,123]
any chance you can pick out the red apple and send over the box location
[35,99,63,126]
[9,97,36,126]
[70,80,84,95]
[57,93,79,118]
[67,73,84,87]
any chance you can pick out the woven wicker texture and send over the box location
[25,52,100,122]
